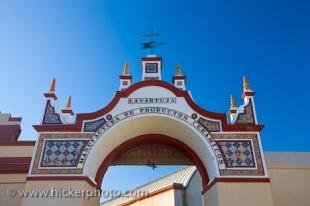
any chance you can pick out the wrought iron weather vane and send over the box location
[141,28,166,55]
[146,160,157,170]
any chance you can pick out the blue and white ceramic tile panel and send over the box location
[217,140,256,168]
[40,140,87,167]
[213,133,265,176]
[31,133,92,175]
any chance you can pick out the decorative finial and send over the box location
[230,95,237,109]
[243,76,250,92]
[62,96,74,115]
[176,64,182,76]
[49,78,56,92]
[66,96,72,109]
[123,62,129,75]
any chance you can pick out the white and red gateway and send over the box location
[0,55,277,206]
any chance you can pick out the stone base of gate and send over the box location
[203,179,274,206]
[21,179,99,206]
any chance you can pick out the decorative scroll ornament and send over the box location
[42,100,62,124]
[236,99,255,124]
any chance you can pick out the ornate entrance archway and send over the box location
[21,56,274,206]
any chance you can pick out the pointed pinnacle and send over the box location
[123,62,129,75]
[176,64,182,76]
[243,76,250,92]
[49,78,56,92]
[66,96,72,109]
[230,95,237,109]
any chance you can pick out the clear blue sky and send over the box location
[1,0,310,196]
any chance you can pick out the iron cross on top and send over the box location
[141,28,166,55]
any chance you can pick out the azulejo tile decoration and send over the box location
[197,117,221,132]
[31,133,92,175]
[217,140,255,168]
[40,140,87,167]
[213,133,265,176]
[83,117,107,132]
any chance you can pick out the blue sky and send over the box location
[1,0,310,195]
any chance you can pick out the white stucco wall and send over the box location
[266,152,310,206]
[0,174,27,206]
[185,171,203,206]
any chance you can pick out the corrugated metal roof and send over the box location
[101,166,197,206]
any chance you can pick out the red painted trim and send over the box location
[242,91,255,98]
[61,109,74,115]
[26,176,98,188]
[119,75,132,80]
[0,157,32,163]
[43,93,57,100]
[0,125,22,141]
[202,177,270,194]
[229,109,237,113]
[34,80,263,132]
[118,183,184,206]
[33,124,80,132]
[223,124,263,131]
[95,134,210,192]
[0,157,32,174]
[0,141,35,146]
[141,57,162,61]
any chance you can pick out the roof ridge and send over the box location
[133,166,194,191]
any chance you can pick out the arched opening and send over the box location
[95,134,209,191]
[83,115,219,176]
